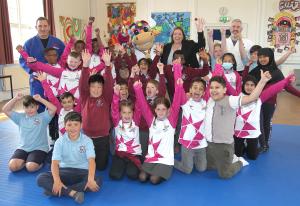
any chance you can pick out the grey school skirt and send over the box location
[142,162,173,180]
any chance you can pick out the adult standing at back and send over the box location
[19,17,65,112]
[226,19,253,75]
[160,18,206,68]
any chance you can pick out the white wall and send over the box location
[4,0,300,91]
[96,0,300,72]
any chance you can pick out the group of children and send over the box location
[3,17,299,204]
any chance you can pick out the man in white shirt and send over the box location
[226,19,254,74]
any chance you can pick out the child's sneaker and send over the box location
[232,154,239,163]
[238,157,249,166]
[73,191,84,204]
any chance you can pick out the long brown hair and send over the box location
[171,27,186,44]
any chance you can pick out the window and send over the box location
[7,0,44,62]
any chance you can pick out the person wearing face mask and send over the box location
[160,18,206,68]
[225,19,254,74]
[19,17,65,113]
[213,53,242,96]
[249,48,300,152]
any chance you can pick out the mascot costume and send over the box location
[128,20,160,60]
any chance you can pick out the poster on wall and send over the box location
[59,16,86,44]
[107,3,136,46]
[150,12,191,44]
[267,0,300,53]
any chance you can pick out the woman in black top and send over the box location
[160,18,206,68]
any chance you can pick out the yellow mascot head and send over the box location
[128,20,159,52]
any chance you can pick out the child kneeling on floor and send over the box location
[205,70,271,179]
[37,112,101,204]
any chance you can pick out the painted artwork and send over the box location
[267,11,300,52]
[151,12,191,44]
[279,0,300,12]
[59,16,86,44]
[107,3,136,46]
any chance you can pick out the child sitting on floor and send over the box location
[2,93,56,172]
[37,112,102,204]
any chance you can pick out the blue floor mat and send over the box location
[0,119,300,206]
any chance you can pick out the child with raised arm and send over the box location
[207,28,227,70]
[17,46,62,142]
[2,93,56,172]
[174,77,208,174]
[109,84,142,180]
[234,74,295,160]
[217,53,242,96]
[127,64,166,159]
[79,49,113,171]
[158,50,210,99]
[133,77,185,185]
[204,70,271,179]
[37,112,101,204]
[35,72,81,136]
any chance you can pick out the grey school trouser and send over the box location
[174,146,207,174]
[206,142,243,179]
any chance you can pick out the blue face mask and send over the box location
[222,62,233,70]
[249,61,257,72]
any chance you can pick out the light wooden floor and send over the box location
[273,92,300,125]
[0,91,300,125]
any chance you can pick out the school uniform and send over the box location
[9,111,53,164]
[174,98,207,174]
[37,132,102,196]
[109,93,142,180]
[204,95,243,179]
[134,80,184,180]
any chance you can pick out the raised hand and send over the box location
[133,80,142,88]
[195,17,206,32]
[16,45,23,52]
[286,73,296,83]
[33,94,43,102]
[199,50,209,63]
[260,70,272,83]
[289,47,296,54]
[177,78,183,85]
[34,71,47,82]
[246,60,253,67]
[88,17,95,25]
[90,69,97,76]
[95,28,100,36]
[216,57,222,65]
[102,49,112,66]
[114,84,120,95]
[154,44,163,56]
[202,75,210,82]
[157,62,164,74]
[14,93,24,100]
[82,49,91,67]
